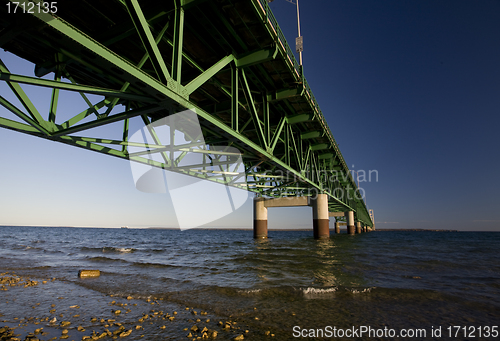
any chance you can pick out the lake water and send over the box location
[0,226,498,340]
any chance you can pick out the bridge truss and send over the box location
[0,0,373,226]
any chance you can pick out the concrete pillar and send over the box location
[347,211,355,235]
[253,197,268,239]
[356,221,362,234]
[312,194,329,239]
[335,221,340,234]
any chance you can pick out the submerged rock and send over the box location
[78,270,101,278]
[119,330,132,337]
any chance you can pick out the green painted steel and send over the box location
[125,0,171,84]
[0,0,373,226]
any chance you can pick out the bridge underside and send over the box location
[0,0,373,228]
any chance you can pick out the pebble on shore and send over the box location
[77,270,101,278]
[0,272,280,340]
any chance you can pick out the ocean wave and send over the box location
[102,247,135,253]
[302,287,338,295]
[149,249,166,253]
[4,265,53,270]
[80,246,136,253]
[234,285,373,298]
[237,288,263,294]
[130,261,183,269]
[86,256,129,263]
[232,286,296,298]
[348,287,373,294]
[21,245,44,251]
[80,247,105,252]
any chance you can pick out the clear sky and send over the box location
[0,0,499,231]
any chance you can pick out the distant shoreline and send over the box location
[1,225,498,232]
[373,228,459,232]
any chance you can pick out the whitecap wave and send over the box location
[348,287,373,294]
[238,288,263,294]
[302,287,338,295]
[102,247,135,253]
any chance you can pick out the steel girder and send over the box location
[0,0,373,226]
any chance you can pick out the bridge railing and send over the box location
[256,0,348,172]
[258,0,301,76]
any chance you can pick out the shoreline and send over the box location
[2,225,498,232]
[0,272,275,341]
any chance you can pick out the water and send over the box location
[0,226,499,340]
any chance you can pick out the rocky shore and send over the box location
[0,272,275,341]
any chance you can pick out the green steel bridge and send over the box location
[0,0,373,234]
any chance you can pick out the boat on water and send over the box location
[121,226,128,229]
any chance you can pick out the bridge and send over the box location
[0,0,374,237]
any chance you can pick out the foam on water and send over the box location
[102,246,135,253]
[301,286,338,295]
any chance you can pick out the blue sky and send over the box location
[0,0,499,231]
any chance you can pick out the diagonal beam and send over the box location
[52,104,161,137]
[0,116,43,135]
[59,99,110,130]
[0,95,51,135]
[57,136,165,149]
[184,55,234,95]
[27,10,190,107]
[0,58,48,130]
[140,115,171,167]
[241,68,267,149]
[269,117,286,154]
[0,72,155,103]
[289,127,302,170]
[105,20,171,117]
[101,9,169,46]
[124,0,170,84]
[284,122,290,166]
[263,94,270,146]
[63,71,101,119]
[55,136,128,159]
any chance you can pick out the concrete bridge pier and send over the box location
[311,194,330,239]
[329,212,345,234]
[252,196,370,238]
[347,211,355,235]
[253,196,331,239]
[334,221,340,234]
[253,197,268,239]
